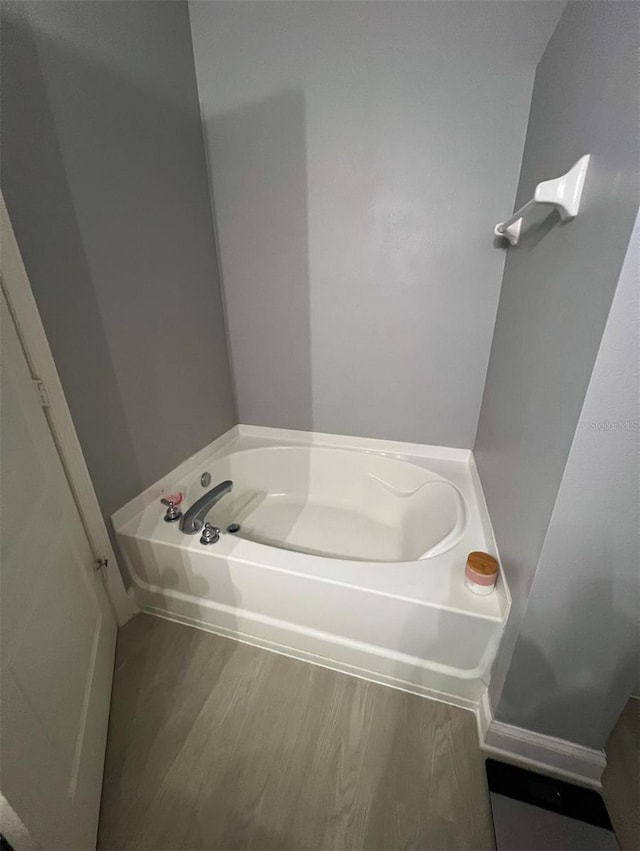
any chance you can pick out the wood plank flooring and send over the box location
[602,697,640,851]
[98,614,495,851]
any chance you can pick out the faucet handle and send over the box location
[200,522,220,545]
[161,498,182,523]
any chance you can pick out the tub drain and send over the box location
[227,523,241,534]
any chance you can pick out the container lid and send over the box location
[466,551,498,576]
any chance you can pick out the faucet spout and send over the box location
[180,480,233,534]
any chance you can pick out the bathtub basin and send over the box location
[114,426,509,707]
[204,445,466,561]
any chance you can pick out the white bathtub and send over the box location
[114,426,509,707]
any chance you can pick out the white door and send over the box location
[0,290,117,850]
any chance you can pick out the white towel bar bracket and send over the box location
[495,154,590,246]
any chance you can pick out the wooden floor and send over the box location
[602,697,640,851]
[98,614,495,851]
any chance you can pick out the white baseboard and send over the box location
[476,691,606,788]
[122,587,140,623]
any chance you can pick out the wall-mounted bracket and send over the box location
[495,154,590,246]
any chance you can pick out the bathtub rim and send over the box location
[114,424,471,527]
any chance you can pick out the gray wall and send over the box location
[474,1,639,712]
[1,2,236,544]
[189,1,564,446]
[496,214,639,749]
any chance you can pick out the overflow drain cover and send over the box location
[227,523,241,534]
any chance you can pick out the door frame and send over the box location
[1,192,136,626]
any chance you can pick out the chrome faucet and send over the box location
[180,480,233,534]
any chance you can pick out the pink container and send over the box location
[464,551,498,596]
